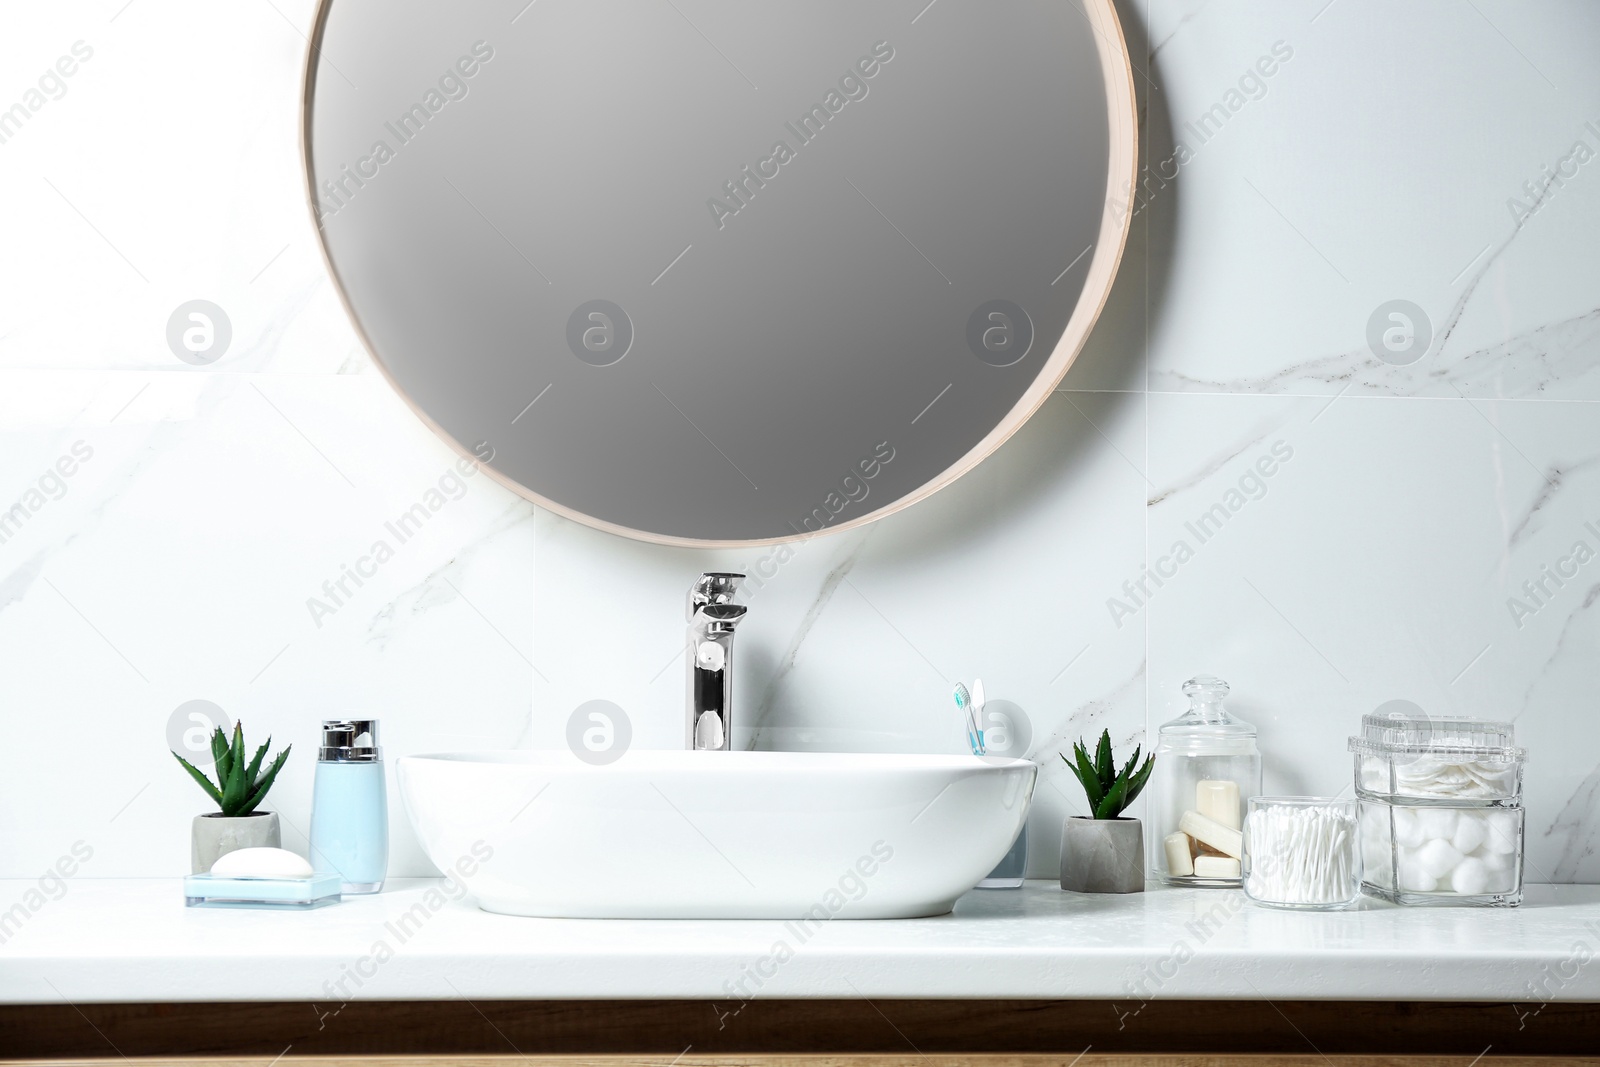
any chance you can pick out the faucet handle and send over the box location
[688,572,745,618]
[692,602,747,634]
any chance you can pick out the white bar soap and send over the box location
[1196,779,1242,830]
[1164,832,1195,876]
[1180,809,1243,859]
[1193,854,1241,879]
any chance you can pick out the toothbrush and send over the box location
[953,682,985,755]
[972,677,988,753]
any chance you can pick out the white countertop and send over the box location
[4,879,1600,1004]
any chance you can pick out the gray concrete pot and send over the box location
[191,811,280,874]
[1059,816,1145,893]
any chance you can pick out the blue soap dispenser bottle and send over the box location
[309,719,388,894]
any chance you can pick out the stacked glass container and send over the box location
[1148,676,1262,888]
[1350,710,1526,907]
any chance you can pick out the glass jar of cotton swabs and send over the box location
[1241,797,1362,910]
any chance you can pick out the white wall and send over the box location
[1,0,1597,883]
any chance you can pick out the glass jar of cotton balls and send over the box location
[1349,709,1526,907]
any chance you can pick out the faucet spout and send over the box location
[687,573,746,750]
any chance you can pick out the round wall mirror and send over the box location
[303,0,1136,545]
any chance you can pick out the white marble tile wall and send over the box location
[0,0,1596,884]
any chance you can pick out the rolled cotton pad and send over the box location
[1193,855,1240,879]
[211,847,315,879]
[1180,809,1242,859]
[1450,856,1490,896]
[1450,811,1487,855]
[1164,832,1195,876]
[1196,780,1241,830]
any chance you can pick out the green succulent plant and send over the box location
[1063,729,1154,820]
[173,723,290,817]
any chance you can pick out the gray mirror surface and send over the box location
[305,0,1134,544]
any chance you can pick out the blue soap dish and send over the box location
[183,873,342,910]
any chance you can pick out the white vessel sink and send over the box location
[398,751,1036,919]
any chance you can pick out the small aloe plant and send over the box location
[173,723,290,817]
[1063,729,1154,820]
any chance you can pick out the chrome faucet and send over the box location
[687,572,747,751]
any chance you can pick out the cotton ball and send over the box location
[1400,871,1437,893]
[1361,808,1383,843]
[1450,812,1487,855]
[1481,863,1518,893]
[1450,857,1490,896]
[1475,844,1518,890]
[1414,838,1464,879]
[1361,836,1383,865]
[1363,836,1393,881]
[1393,807,1425,848]
[1479,846,1514,872]
[1483,811,1520,854]
[1397,853,1438,893]
[1416,807,1458,841]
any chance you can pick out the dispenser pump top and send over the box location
[319,719,381,762]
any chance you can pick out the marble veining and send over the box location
[1150,307,1600,400]
[746,527,875,748]
[364,502,540,654]
[1145,408,1294,507]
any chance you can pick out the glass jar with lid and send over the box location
[1147,675,1262,887]
[1350,707,1526,907]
